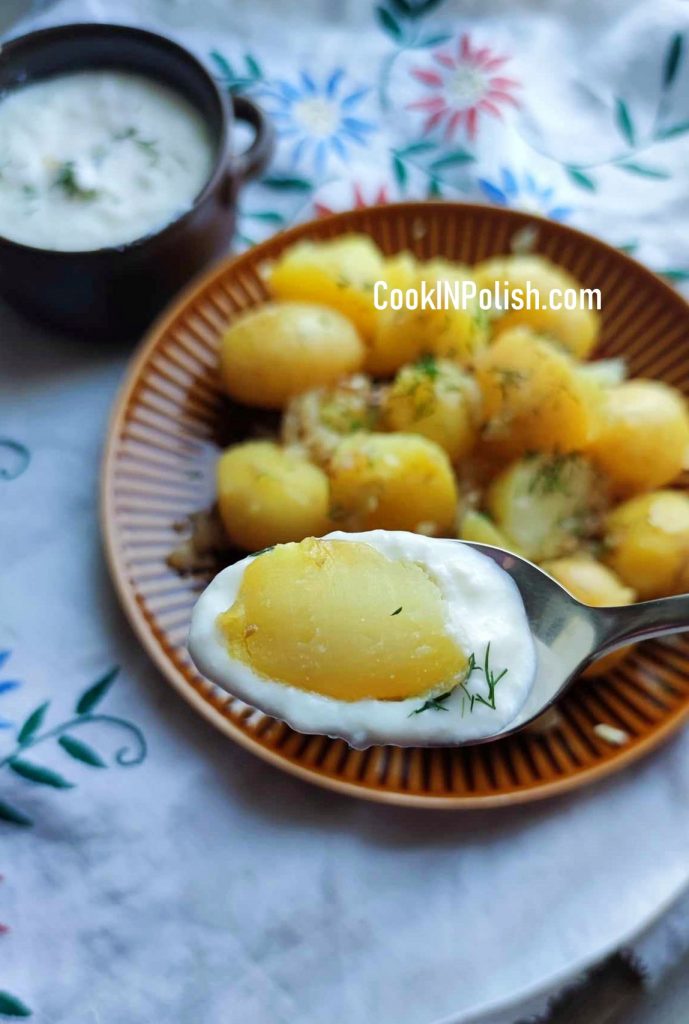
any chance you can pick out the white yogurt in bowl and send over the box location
[0,69,215,251]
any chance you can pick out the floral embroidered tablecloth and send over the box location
[2,1,689,1022]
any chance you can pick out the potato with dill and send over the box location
[603,490,689,599]
[281,374,382,467]
[217,441,331,551]
[381,356,481,463]
[486,453,606,562]
[268,234,384,340]
[474,254,600,359]
[474,327,598,458]
[328,433,458,535]
[219,302,364,409]
[588,379,689,496]
[367,256,488,376]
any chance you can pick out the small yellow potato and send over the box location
[219,302,364,409]
[486,453,605,561]
[603,490,689,599]
[540,556,636,677]
[473,254,600,358]
[328,433,458,535]
[217,441,330,551]
[281,374,382,467]
[219,537,467,701]
[381,357,481,463]
[588,380,689,495]
[367,257,488,376]
[459,510,520,552]
[268,234,384,339]
[474,328,597,458]
[541,556,636,606]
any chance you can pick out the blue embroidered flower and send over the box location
[264,69,376,174]
[478,168,572,220]
[0,651,21,729]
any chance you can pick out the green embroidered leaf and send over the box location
[428,176,442,197]
[618,241,638,255]
[389,0,414,17]
[661,269,689,282]
[565,165,596,191]
[262,175,312,191]
[657,120,689,139]
[376,7,403,40]
[0,992,32,1017]
[429,149,475,171]
[0,799,33,827]
[209,50,235,80]
[9,760,74,788]
[17,703,49,745]
[663,33,684,88]
[615,98,635,146]
[0,439,31,482]
[414,33,452,48]
[76,666,119,715]
[247,210,285,224]
[396,141,435,157]
[245,54,262,80]
[59,735,106,768]
[392,154,408,187]
[617,161,669,179]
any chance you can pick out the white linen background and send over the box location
[2,1,689,1022]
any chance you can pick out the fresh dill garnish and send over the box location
[251,545,275,557]
[53,161,98,200]
[113,126,159,163]
[409,645,509,717]
[391,606,403,616]
[416,353,439,380]
[527,453,576,496]
[409,691,451,715]
[495,367,528,399]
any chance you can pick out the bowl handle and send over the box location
[231,95,275,181]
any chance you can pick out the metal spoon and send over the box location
[464,541,689,743]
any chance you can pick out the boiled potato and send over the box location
[603,490,689,599]
[367,257,488,376]
[459,510,521,552]
[328,433,458,534]
[381,357,481,463]
[540,556,636,677]
[219,537,467,701]
[281,374,382,467]
[589,380,689,495]
[268,234,384,339]
[474,328,597,458]
[486,453,605,561]
[474,254,600,358]
[219,302,364,409]
[217,441,330,551]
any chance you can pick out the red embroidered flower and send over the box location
[407,34,519,140]
[314,182,390,218]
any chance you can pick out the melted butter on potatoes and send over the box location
[218,537,468,702]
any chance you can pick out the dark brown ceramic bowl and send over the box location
[0,23,273,338]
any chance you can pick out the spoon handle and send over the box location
[595,593,689,653]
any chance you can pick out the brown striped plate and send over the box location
[101,201,689,807]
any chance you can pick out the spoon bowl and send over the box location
[465,542,689,743]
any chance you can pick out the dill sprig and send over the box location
[53,162,98,200]
[527,453,576,495]
[409,691,452,716]
[416,353,439,380]
[411,645,509,717]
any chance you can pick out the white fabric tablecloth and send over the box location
[2,1,689,1021]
